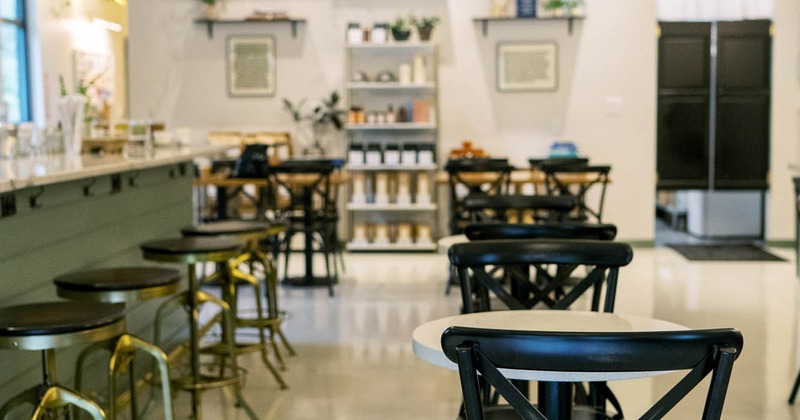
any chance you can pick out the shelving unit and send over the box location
[472,16,584,36]
[344,42,440,252]
[194,18,306,39]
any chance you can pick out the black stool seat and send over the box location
[141,237,242,255]
[0,302,126,351]
[54,267,181,292]
[181,221,282,237]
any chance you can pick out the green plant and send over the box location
[282,91,346,131]
[544,0,583,9]
[391,17,411,33]
[199,0,216,5]
[412,16,440,29]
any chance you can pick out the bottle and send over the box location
[347,23,362,44]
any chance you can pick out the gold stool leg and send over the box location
[229,260,288,389]
[258,251,296,358]
[195,289,258,420]
[108,334,174,420]
[32,386,105,420]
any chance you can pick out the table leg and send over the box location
[538,381,572,420]
[216,186,228,220]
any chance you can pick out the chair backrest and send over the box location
[448,239,632,313]
[441,326,743,420]
[462,194,577,224]
[267,160,337,222]
[540,164,611,223]
[464,222,617,241]
[444,158,515,234]
[242,131,294,164]
[528,157,589,170]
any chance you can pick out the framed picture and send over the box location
[226,35,276,97]
[497,42,558,92]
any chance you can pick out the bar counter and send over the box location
[0,144,227,403]
[0,144,228,193]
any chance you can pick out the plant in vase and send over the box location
[412,16,440,42]
[282,91,346,156]
[390,17,412,42]
[543,0,584,17]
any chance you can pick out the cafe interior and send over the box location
[0,0,798,418]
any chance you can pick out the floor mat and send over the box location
[667,244,787,262]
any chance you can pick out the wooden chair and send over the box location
[540,163,611,223]
[442,326,743,420]
[445,158,514,234]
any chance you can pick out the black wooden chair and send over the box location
[448,239,632,314]
[443,222,618,296]
[442,326,743,420]
[464,222,616,242]
[268,159,340,295]
[539,163,611,223]
[445,158,514,234]
[462,194,577,224]
[448,238,632,418]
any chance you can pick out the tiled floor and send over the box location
[176,245,800,419]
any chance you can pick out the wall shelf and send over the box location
[194,18,306,39]
[472,16,584,37]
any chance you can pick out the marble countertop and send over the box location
[0,144,229,193]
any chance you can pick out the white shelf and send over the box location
[346,123,436,130]
[348,164,438,171]
[348,82,436,90]
[347,203,438,211]
[346,242,437,252]
[347,43,436,51]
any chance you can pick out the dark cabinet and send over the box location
[657,20,771,190]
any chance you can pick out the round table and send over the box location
[436,234,467,255]
[412,310,688,418]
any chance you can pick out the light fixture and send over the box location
[92,18,123,32]
[111,0,127,5]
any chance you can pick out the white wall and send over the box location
[128,0,799,242]
[30,0,128,125]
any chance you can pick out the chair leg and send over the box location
[229,263,289,389]
[196,290,258,420]
[32,386,105,420]
[790,369,800,404]
[109,334,174,420]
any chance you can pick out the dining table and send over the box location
[412,310,687,419]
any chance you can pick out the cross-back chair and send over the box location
[462,195,577,224]
[442,326,743,420]
[539,163,611,223]
[445,158,514,234]
[448,239,632,314]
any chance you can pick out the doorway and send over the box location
[655,20,772,245]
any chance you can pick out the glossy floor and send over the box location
[177,246,800,419]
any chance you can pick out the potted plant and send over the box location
[390,17,412,42]
[412,16,440,42]
[543,0,583,17]
[282,91,346,156]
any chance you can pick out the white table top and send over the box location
[412,310,687,382]
[436,234,467,254]
[0,144,228,193]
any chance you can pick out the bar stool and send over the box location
[181,220,293,388]
[53,267,180,419]
[140,237,257,420]
[0,301,126,419]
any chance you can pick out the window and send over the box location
[0,0,29,122]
